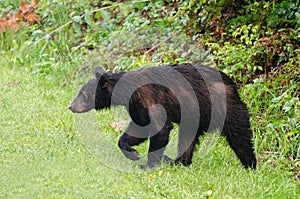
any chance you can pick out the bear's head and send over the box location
[69,66,116,113]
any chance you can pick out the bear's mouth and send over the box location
[68,103,94,113]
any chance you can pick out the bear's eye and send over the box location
[101,82,108,89]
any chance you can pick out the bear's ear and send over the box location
[98,73,108,87]
[98,72,114,88]
[94,66,105,80]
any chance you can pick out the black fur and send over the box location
[69,63,257,169]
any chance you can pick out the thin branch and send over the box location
[144,31,178,56]
[90,0,150,14]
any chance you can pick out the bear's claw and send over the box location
[122,150,141,161]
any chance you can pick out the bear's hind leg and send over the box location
[175,139,198,166]
[174,130,203,166]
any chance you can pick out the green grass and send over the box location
[0,0,299,198]
[0,57,299,198]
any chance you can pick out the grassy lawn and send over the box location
[0,54,299,198]
[0,0,299,198]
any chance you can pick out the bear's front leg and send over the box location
[118,133,147,160]
[146,123,173,168]
[118,122,147,161]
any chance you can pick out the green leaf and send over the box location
[72,22,82,37]
[283,98,298,112]
[84,10,93,27]
[72,15,82,23]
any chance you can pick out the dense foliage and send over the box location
[1,0,299,184]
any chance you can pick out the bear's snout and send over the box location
[68,103,82,113]
[68,103,76,112]
[68,102,93,113]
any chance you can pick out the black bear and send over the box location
[69,63,257,169]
